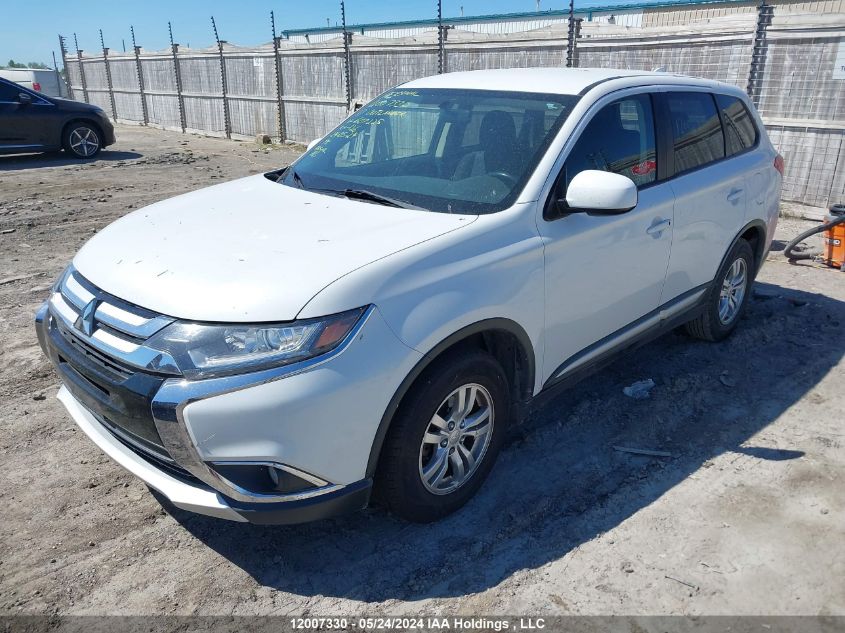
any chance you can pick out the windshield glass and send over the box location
[277,88,579,214]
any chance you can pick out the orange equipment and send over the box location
[822,204,845,269]
[785,203,845,271]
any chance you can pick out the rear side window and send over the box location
[666,92,725,174]
[563,93,657,189]
[716,94,758,156]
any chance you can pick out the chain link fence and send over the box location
[61,9,844,209]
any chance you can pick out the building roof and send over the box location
[281,0,750,36]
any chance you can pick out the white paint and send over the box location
[59,69,783,520]
[565,170,638,211]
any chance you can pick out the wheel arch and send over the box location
[61,117,104,147]
[366,317,535,477]
[730,219,768,277]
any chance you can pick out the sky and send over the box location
[1,0,670,68]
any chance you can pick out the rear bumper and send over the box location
[57,385,372,524]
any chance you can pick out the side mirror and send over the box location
[306,137,323,152]
[563,170,638,215]
[17,93,32,105]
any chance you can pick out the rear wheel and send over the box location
[685,239,754,342]
[377,349,510,523]
[63,122,101,158]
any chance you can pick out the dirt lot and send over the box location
[0,125,843,617]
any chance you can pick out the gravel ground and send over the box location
[0,125,843,617]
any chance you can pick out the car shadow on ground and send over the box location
[161,280,844,602]
[0,150,142,171]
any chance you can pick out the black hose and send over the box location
[784,211,845,261]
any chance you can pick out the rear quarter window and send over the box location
[716,94,759,156]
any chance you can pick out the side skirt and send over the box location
[526,284,710,415]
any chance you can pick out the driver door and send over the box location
[538,92,675,386]
[0,80,50,151]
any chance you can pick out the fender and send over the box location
[722,218,768,278]
[365,317,535,477]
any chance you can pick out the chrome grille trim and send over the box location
[59,268,175,341]
[49,267,181,376]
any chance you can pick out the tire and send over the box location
[685,239,754,342]
[376,348,510,523]
[62,122,102,159]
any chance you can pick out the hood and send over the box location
[74,174,475,322]
[50,96,105,113]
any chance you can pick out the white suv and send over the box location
[36,68,782,524]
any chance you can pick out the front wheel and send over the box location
[63,123,102,158]
[685,239,754,342]
[376,349,510,523]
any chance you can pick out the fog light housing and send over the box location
[210,462,325,496]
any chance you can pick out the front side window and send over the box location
[0,81,20,102]
[278,88,579,214]
[716,94,758,156]
[560,94,658,190]
[666,92,725,174]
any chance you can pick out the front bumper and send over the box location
[36,292,418,524]
[98,115,116,146]
[58,387,371,523]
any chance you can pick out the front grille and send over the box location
[55,320,133,381]
[43,268,186,458]
[88,408,203,486]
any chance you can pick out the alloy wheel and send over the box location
[69,127,100,158]
[718,257,747,325]
[418,383,494,495]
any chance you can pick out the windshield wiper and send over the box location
[341,189,421,210]
[291,169,306,189]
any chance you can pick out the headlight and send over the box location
[146,306,366,379]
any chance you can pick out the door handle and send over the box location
[646,218,671,236]
[727,188,744,203]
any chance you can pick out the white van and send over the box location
[0,68,66,97]
[36,68,782,524]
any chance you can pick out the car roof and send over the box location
[402,67,716,96]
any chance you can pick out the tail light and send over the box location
[774,154,785,176]
[32,82,41,92]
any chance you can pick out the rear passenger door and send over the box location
[660,90,748,303]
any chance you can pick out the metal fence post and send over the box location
[131,26,149,125]
[100,30,118,120]
[57,37,73,99]
[746,0,774,106]
[271,11,287,142]
[566,0,576,68]
[572,19,583,68]
[437,0,445,74]
[211,16,232,139]
[75,34,90,104]
[168,23,187,133]
[341,1,353,109]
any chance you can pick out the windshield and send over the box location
[276,88,579,214]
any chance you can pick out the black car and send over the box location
[0,77,115,158]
